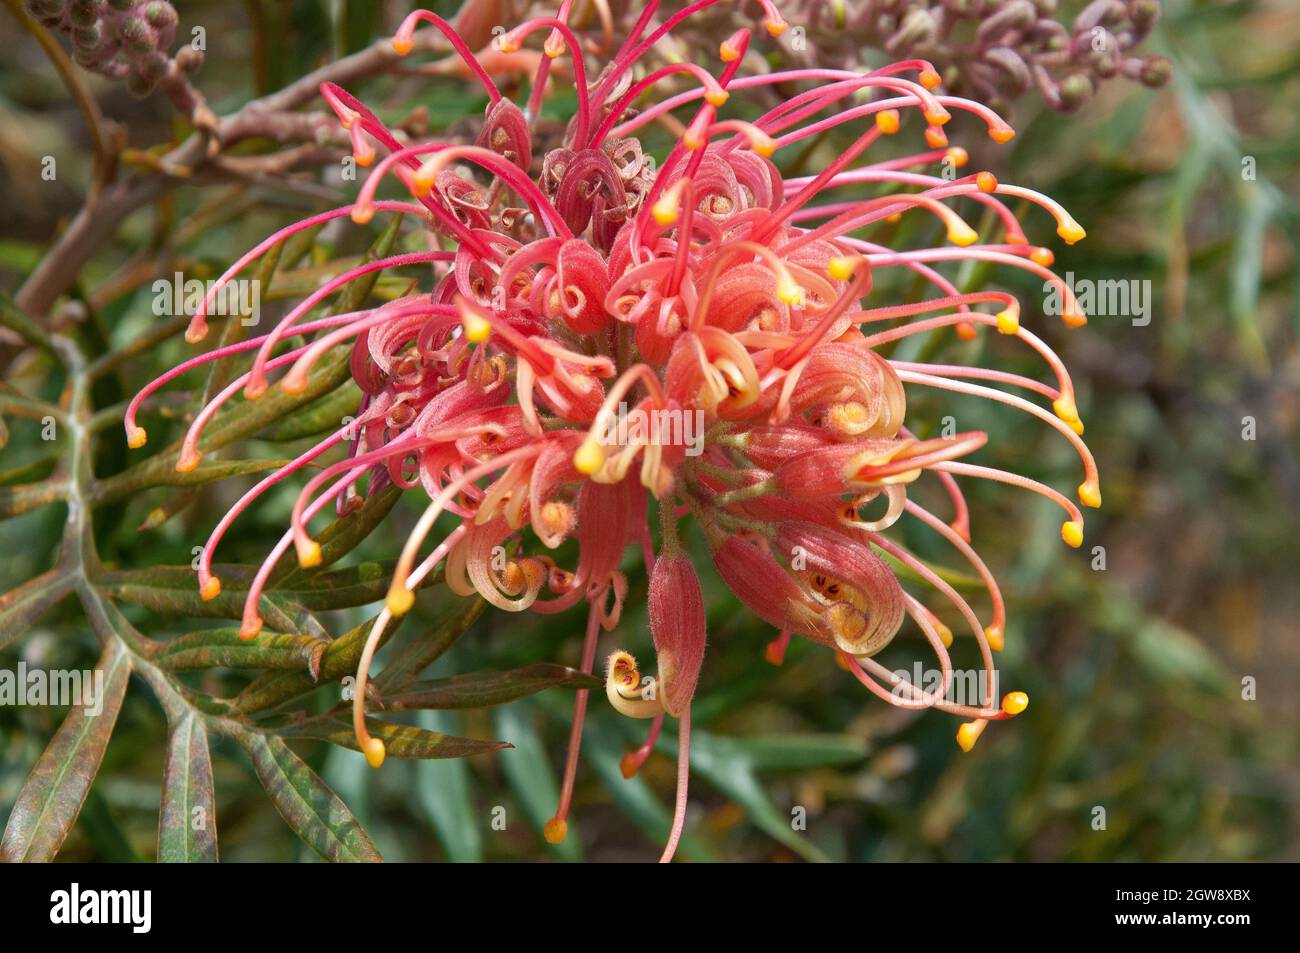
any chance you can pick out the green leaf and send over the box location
[385,663,601,711]
[1131,618,1232,694]
[260,384,362,443]
[492,702,582,861]
[230,611,396,714]
[158,713,219,862]
[91,458,292,504]
[154,627,329,675]
[716,733,868,772]
[229,728,381,862]
[375,595,487,693]
[412,711,483,862]
[275,485,402,584]
[583,718,717,862]
[97,562,385,622]
[0,639,131,862]
[280,715,511,760]
[331,212,406,313]
[118,347,352,478]
[688,729,832,863]
[0,568,76,652]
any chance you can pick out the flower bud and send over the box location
[649,554,706,716]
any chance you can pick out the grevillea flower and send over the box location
[126,1,1101,862]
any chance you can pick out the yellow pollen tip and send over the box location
[753,135,776,157]
[355,148,374,168]
[239,618,263,640]
[919,68,941,89]
[1002,691,1029,716]
[391,36,414,56]
[243,379,267,400]
[387,585,415,616]
[350,204,375,225]
[652,197,679,226]
[684,132,705,151]
[127,427,147,449]
[296,538,322,568]
[944,146,968,168]
[175,449,201,474]
[574,439,605,475]
[956,720,986,753]
[1063,308,1089,328]
[924,110,950,127]
[364,737,386,769]
[184,324,208,344]
[947,221,979,247]
[955,321,978,341]
[875,109,900,135]
[936,620,954,649]
[1052,395,1080,424]
[924,126,948,148]
[280,374,307,395]
[984,624,1005,652]
[619,753,640,778]
[995,308,1019,335]
[462,311,492,344]
[1057,220,1086,244]
[989,126,1016,143]
[776,276,804,304]
[827,256,860,281]
[1030,247,1054,267]
[1069,417,1085,435]
[200,577,221,602]
[543,817,568,844]
[976,171,998,193]
[764,18,788,36]
[704,89,729,107]
[410,168,436,197]
[1078,481,1102,509]
[543,40,565,59]
[719,42,741,62]
[497,38,521,54]
[1061,520,1084,548]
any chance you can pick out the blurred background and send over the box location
[0,0,1296,861]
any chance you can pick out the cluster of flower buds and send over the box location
[24,0,198,97]
[128,0,1102,861]
[691,0,1171,113]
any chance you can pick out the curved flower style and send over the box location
[126,1,1100,862]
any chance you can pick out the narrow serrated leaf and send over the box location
[230,729,381,862]
[158,713,218,862]
[92,458,292,504]
[155,627,329,675]
[386,663,601,711]
[230,611,398,715]
[280,715,510,760]
[274,485,402,584]
[374,595,487,693]
[412,711,482,861]
[0,568,76,652]
[0,639,131,862]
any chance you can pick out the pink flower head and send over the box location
[126,1,1099,861]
